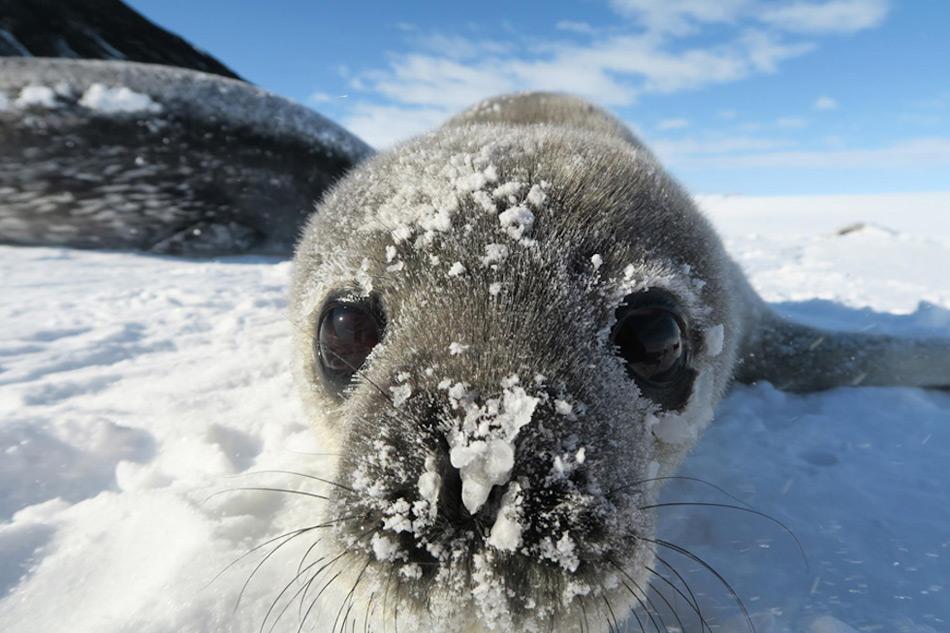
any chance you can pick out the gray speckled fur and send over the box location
[0,58,372,255]
[289,92,949,632]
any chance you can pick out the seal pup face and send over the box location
[291,123,740,633]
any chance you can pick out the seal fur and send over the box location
[289,92,950,633]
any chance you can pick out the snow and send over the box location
[447,380,540,514]
[78,83,161,114]
[0,193,949,632]
[705,323,725,357]
[487,483,523,552]
[14,85,57,108]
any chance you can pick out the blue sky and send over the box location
[126,0,949,196]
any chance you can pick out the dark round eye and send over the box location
[317,302,382,390]
[612,293,694,409]
[614,308,686,385]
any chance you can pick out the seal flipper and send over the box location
[736,313,950,391]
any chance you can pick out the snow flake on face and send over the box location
[492,181,524,202]
[498,204,535,240]
[488,483,523,552]
[540,532,580,573]
[372,533,400,562]
[590,254,603,270]
[390,383,412,407]
[361,148,498,246]
[446,377,540,514]
[526,183,548,207]
[554,399,574,417]
[417,455,442,506]
[385,245,397,263]
[447,261,465,277]
[355,258,374,294]
[382,498,414,533]
[481,243,509,266]
[471,190,495,213]
[488,282,503,296]
[448,342,469,356]
[705,323,725,357]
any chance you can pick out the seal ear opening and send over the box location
[0,58,373,256]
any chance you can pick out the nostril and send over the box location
[438,463,468,523]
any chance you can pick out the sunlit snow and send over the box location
[0,194,948,632]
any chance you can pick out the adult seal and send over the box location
[0,58,372,255]
[288,92,950,633]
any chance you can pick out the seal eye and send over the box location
[612,292,695,409]
[317,302,383,390]
[614,308,686,384]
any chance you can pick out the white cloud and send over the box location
[664,137,950,169]
[652,135,795,157]
[760,0,889,34]
[331,1,891,147]
[342,103,452,149]
[610,0,888,36]
[609,0,750,35]
[342,29,815,146]
[777,116,809,128]
[814,95,839,109]
[555,20,597,35]
[658,118,690,130]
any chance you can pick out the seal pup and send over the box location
[0,58,371,255]
[289,92,950,633]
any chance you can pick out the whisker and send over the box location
[204,525,313,590]
[649,538,756,633]
[580,597,592,633]
[204,486,330,504]
[298,551,348,621]
[235,469,355,493]
[653,554,711,633]
[235,526,315,613]
[298,537,324,576]
[607,558,664,633]
[611,476,751,507]
[643,567,689,633]
[640,502,808,571]
[332,558,372,633]
[259,556,324,633]
[600,590,621,633]
[299,568,344,633]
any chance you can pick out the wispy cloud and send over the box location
[814,95,839,109]
[334,0,891,147]
[658,118,690,130]
[777,116,809,128]
[659,137,950,169]
[759,0,889,34]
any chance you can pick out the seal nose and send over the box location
[438,463,469,523]
[438,462,509,528]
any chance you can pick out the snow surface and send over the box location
[1,194,949,632]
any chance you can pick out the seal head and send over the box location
[291,94,741,632]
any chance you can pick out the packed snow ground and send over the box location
[1,193,949,633]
